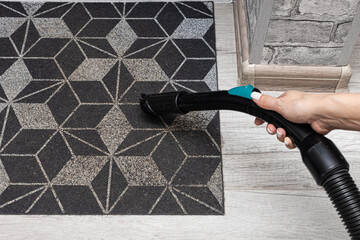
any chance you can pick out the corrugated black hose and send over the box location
[323,169,360,239]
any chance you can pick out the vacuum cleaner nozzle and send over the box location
[140,91,189,116]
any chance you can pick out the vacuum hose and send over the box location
[139,87,360,239]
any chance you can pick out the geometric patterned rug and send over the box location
[0,1,223,214]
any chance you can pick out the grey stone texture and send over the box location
[334,22,353,43]
[266,20,333,43]
[272,0,296,17]
[272,47,342,65]
[261,47,275,64]
[299,0,360,17]
[244,0,360,65]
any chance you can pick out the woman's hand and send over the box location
[250,91,335,149]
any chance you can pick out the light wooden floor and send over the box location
[2,2,360,240]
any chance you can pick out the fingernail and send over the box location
[284,139,290,146]
[251,92,262,101]
[266,127,274,134]
[276,129,283,138]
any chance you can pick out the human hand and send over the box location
[250,91,333,149]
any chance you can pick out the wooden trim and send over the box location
[336,65,352,92]
[241,60,255,86]
[254,78,339,92]
[254,64,342,79]
[233,0,352,93]
[234,0,249,62]
[233,0,244,86]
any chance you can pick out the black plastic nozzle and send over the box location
[140,92,189,116]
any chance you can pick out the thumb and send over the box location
[251,92,280,112]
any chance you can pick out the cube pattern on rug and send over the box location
[0,1,223,214]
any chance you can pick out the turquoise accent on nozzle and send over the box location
[228,85,254,99]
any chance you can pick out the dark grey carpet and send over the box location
[0,1,223,214]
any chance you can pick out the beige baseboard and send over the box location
[233,0,352,93]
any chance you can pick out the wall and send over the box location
[246,0,360,66]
